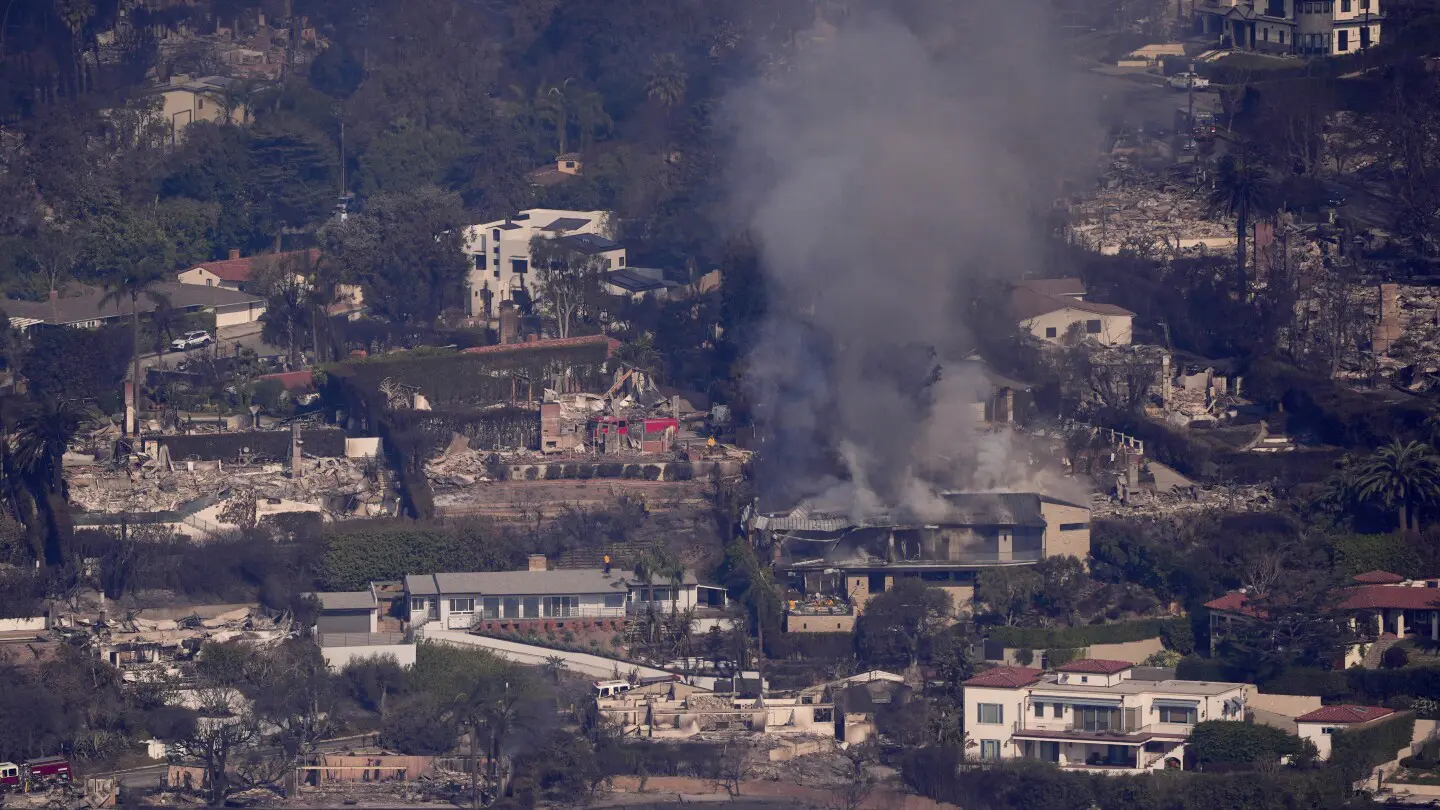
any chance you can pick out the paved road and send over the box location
[137,325,284,378]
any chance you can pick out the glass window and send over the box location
[977,704,1004,725]
[450,598,474,613]
[1159,706,1197,724]
[1338,28,1349,49]
[410,598,427,613]
[604,594,626,609]
[980,740,1000,760]
[503,597,520,618]
[1034,702,1045,718]
[544,596,577,617]
[523,597,540,618]
[475,254,486,269]
[1085,319,1102,334]
[492,229,500,241]
[512,258,528,275]
[652,587,671,603]
[483,597,500,619]
[1053,703,1064,718]
[1045,327,1057,338]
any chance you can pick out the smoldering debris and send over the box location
[725,0,1099,517]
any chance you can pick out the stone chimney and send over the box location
[228,248,242,260]
[1375,283,1404,355]
[528,554,548,572]
[499,301,519,344]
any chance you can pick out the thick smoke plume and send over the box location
[725,0,1099,519]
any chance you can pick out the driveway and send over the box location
[136,323,283,379]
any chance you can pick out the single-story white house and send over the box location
[176,248,318,293]
[404,556,719,631]
[3,282,265,331]
[1294,704,1396,760]
[1012,278,1135,347]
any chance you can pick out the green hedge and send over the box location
[320,519,527,590]
[1331,712,1414,784]
[988,617,1187,650]
[1189,720,1307,765]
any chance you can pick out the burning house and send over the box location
[753,492,1090,631]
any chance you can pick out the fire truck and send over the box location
[0,756,73,793]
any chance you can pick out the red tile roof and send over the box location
[1339,584,1440,611]
[1353,570,1407,585]
[1057,658,1133,675]
[1294,705,1394,724]
[963,666,1043,689]
[258,370,315,392]
[1203,591,1265,618]
[185,248,319,283]
[461,334,620,358]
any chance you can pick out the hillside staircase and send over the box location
[1363,633,1400,669]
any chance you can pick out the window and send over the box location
[604,593,626,609]
[652,587,672,603]
[544,596,577,617]
[206,279,213,287]
[1034,703,1045,718]
[1360,0,1369,7]
[512,258,529,275]
[1085,319,1102,334]
[1158,706,1197,724]
[503,597,520,618]
[1322,726,1338,735]
[483,597,500,619]
[410,598,427,613]
[1279,29,1286,44]
[198,97,205,109]
[980,740,1001,761]
[1338,29,1349,49]
[618,256,626,267]
[450,598,475,614]
[1045,327,1057,338]
[1053,703,1064,718]
[492,229,501,241]
[921,571,951,582]
[1341,0,1350,10]
[1059,522,1090,531]
[564,161,576,168]
[476,254,487,269]
[1263,28,1269,41]
[1144,741,1166,753]
[977,704,1004,725]
[524,597,540,618]
[1080,676,1089,684]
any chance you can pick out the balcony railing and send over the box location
[788,601,853,616]
[1015,721,1174,740]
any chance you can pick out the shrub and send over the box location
[1161,618,1197,655]
[1331,712,1415,784]
[1189,720,1307,765]
[989,618,1185,650]
[1384,646,1411,670]
[1014,647,1035,666]
[320,518,527,589]
[1045,647,1081,668]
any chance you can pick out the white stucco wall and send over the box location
[461,209,620,316]
[321,642,417,671]
[1023,308,1133,346]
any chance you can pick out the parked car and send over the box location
[170,330,214,351]
[1168,72,1210,90]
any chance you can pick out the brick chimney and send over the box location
[527,554,548,572]
[228,248,241,260]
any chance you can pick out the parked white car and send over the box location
[170,330,214,351]
[1168,72,1210,90]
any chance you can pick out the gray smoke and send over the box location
[725,0,1099,519]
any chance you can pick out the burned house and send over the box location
[753,493,1091,630]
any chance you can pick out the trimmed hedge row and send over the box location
[988,617,1188,650]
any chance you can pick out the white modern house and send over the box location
[404,556,711,630]
[962,659,1248,772]
[461,209,626,317]
[306,587,416,670]
[1012,278,1134,347]
[1194,0,1382,56]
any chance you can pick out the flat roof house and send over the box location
[963,659,1248,772]
[461,209,625,318]
[305,586,415,670]
[758,493,1091,632]
[404,556,704,632]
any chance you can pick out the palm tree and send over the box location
[646,53,688,109]
[13,397,90,565]
[535,78,576,155]
[570,87,611,152]
[1207,148,1273,296]
[1354,440,1440,533]
[101,258,171,435]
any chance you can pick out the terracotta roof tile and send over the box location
[1353,570,1407,585]
[1203,591,1265,618]
[184,248,319,283]
[1339,584,1440,611]
[1294,705,1394,724]
[1057,658,1133,675]
[963,666,1043,689]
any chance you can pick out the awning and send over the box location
[1032,694,1124,707]
[1152,699,1200,709]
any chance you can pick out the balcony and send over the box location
[1012,722,1188,744]
[787,597,853,616]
